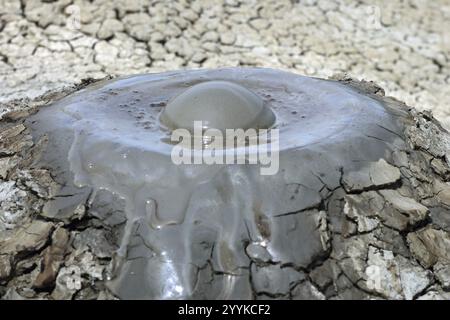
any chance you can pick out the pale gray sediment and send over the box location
[0,71,450,300]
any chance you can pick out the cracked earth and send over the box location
[0,0,449,128]
[0,0,450,300]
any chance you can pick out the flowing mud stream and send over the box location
[27,68,407,299]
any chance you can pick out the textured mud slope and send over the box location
[0,0,449,128]
[0,76,449,300]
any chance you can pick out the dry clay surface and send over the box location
[0,77,450,300]
[0,0,450,128]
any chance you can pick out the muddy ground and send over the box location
[0,76,449,299]
[1,0,450,300]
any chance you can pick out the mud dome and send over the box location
[27,68,408,299]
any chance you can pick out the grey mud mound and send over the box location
[1,70,450,300]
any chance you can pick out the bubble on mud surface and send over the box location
[160,80,276,132]
[27,68,406,299]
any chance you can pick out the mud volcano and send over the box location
[1,68,449,300]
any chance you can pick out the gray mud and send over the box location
[0,71,449,300]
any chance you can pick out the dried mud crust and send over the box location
[0,76,450,300]
[0,0,449,129]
